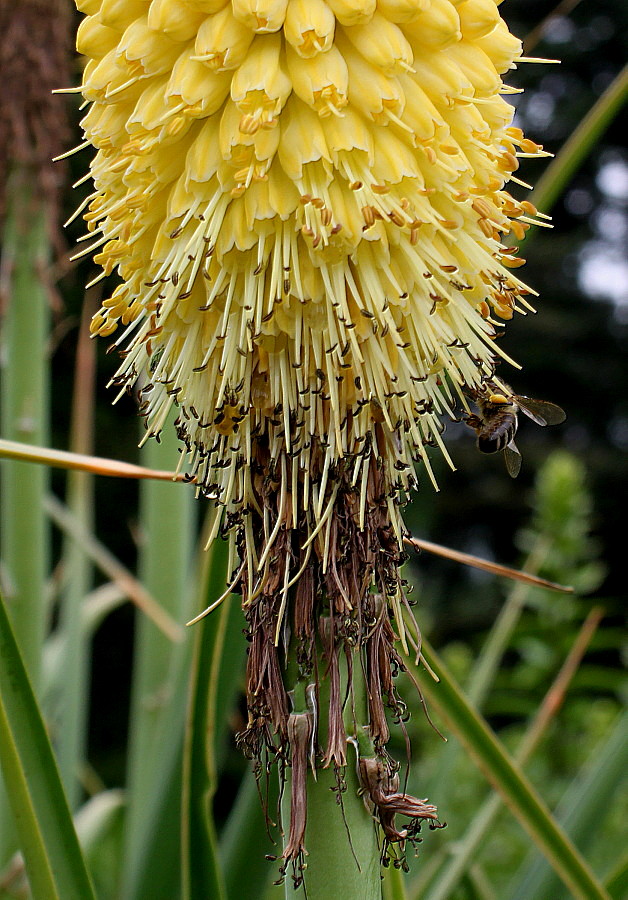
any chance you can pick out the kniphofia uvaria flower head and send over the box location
[71,0,549,877]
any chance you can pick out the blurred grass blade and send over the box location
[74,790,125,900]
[420,535,552,834]
[55,297,97,810]
[527,64,628,221]
[0,170,51,865]
[121,425,195,900]
[604,849,628,899]
[507,709,628,900]
[419,607,604,900]
[409,637,611,900]
[44,493,183,642]
[0,592,96,900]
[219,769,277,900]
[182,533,243,900]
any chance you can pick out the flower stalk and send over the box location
[68,0,551,890]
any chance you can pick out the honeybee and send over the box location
[466,383,566,477]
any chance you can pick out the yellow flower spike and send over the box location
[449,41,501,98]
[232,0,289,33]
[117,16,182,77]
[285,42,348,116]
[342,12,414,75]
[277,99,332,181]
[230,33,291,125]
[376,0,431,23]
[77,0,101,12]
[456,0,501,41]
[476,18,522,73]
[403,0,462,50]
[147,0,206,42]
[339,34,405,122]
[183,0,229,11]
[166,48,232,113]
[100,0,148,31]
[193,5,254,70]
[284,0,335,58]
[320,105,374,166]
[76,15,119,59]
[71,6,553,855]
[325,0,375,27]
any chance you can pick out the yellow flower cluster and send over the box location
[74,0,545,551]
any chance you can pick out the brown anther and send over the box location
[239,114,260,135]
[500,151,519,172]
[478,300,490,318]
[471,198,494,219]
[521,138,540,154]
[501,256,526,268]
[371,184,391,195]
[361,206,376,227]
[494,303,514,320]
[479,217,494,238]
[520,200,538,216]
[511,220,527,240]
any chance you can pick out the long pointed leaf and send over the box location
[0,593,96,900]
[181,524,250,900]
[121,426,195,900]
[409,638,611,900]
[181,536,230,900]
[507,710,628,900]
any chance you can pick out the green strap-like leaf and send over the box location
[0,593,96,900]
[181,536,241,900]
[410,638,611,900]
[507,710,628,900]
[526,65,628,225]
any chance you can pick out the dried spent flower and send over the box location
[70,0,548,874]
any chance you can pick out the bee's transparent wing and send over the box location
[515,397,566,427]
[504,441,522,478]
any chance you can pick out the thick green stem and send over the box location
[283,651,381,900]
[282,754,381,900]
